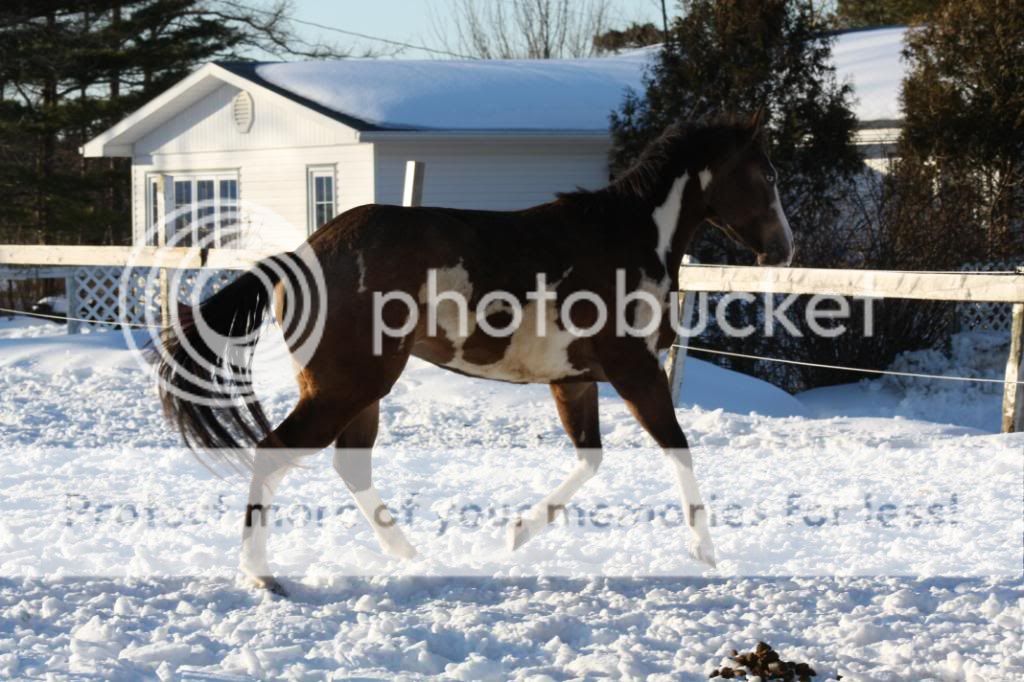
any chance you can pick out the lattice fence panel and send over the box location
[174,269,238,306]
[69,266,238,329]
[957,260,1024,332]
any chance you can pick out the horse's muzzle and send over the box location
[757,240,794,267]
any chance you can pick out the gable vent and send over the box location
[232,91,254,133]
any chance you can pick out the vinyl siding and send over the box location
[130,84,372,249]
[373,139,612,210]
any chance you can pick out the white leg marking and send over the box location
[508,449,602,551]
[698,168,713,190]
[240,451,301,579]
[350,489,418,559]
[333,449,418,559]
[665,448,716,567]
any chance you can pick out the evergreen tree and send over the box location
[0,0,354,245]
[593,22,663,53]
[610,0,861,267]
[885,0,1024,265]
[834,0,941,28]
[609,0,873,391]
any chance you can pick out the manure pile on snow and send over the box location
[710,641,819,680]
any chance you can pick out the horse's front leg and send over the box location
[508,382,603,551]
[603,352,716,568]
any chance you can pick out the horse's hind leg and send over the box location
[333,400,418,559]
[241,438,301,595]
[508,382,603,551]
[241,390,380,595]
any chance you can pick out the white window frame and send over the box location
[307,165,337,234]
[146,170,240,248]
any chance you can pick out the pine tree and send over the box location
[0,0,355,245]
[593,22,663,53]
[609,0,876,391]
[885,0,1024,265]
[610,0,861,267]
[834,0,942,28]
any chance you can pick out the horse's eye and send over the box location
[765,172,776,185]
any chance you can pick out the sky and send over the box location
[282,0,666,59]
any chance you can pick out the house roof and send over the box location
[83,27,906,157]
[240,51,652,132]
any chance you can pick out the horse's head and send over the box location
[702,111,794,266]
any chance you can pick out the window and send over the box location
[219,178,239,246]
[307,166,336,233]
[147,172,240,247]
[147,176,160,246]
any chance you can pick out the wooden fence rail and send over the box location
[2,245,1022,430]
[0,245,275,270]
[666,262,1024,433]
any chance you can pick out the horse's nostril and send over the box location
[757,246,793,267]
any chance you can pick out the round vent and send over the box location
[232,91,254,133]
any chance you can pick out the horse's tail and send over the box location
[155,254,293,462]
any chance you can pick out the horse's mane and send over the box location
[559,117,756,211]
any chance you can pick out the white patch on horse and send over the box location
[770,185,794,266]
[698,168,713,190]
[652,174,688,268]
[419,265,584,383]
[473,298,585,382]
[356,252,368,293]
[418,263,474,341]
[632,274,671,357]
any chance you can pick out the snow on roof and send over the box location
[254,53,648,132]
[832,26,906,123]
[247,28,905,132]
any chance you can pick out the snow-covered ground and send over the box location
[0,317,1020,680]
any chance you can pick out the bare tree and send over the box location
[205,0,387,60]
[432,0,613,59]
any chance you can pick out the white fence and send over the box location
[0,158,1021,432]
[666,263,1024,433]
[958,260,1023,332]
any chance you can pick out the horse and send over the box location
[156,112,793,595]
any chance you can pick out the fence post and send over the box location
[64,271,80,335]
[156,175,170,328]
[665,255,697,404]
[402,161,424,208]
[1001,271,1024,432]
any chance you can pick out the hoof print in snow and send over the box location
[709,641,817,680]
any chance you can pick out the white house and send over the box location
[82,27,905,251]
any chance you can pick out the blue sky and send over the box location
[284,0,666,59]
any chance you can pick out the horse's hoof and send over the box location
[689,541,717,569]
[251,575,289,597]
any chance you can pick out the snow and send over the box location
[256,53,650,131]
[32,294,67,315]
[832,27,906,123]
[0,317,1020,679]
[253,28,905,131]
[800,330,1011,432]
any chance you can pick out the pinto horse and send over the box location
[157,113,793,594]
